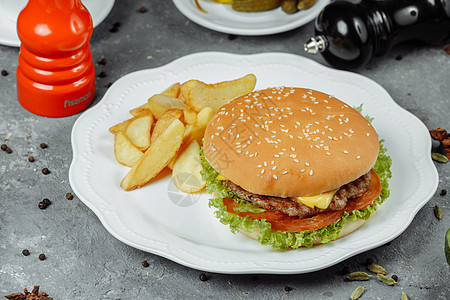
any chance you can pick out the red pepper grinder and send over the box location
[16,0,95,117]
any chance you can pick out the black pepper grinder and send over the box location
[304,0,450,69]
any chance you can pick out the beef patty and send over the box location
[222,171,372,220]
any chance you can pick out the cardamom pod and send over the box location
[350,286,366,300]
[369,263,387,275]
[434,204,443,220]
[347,272,372,281]
[445,227,450,266]
[377,273,398,285]
[401,291,409,300]
[431,152,449,163]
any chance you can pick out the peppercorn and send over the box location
[38,253,46,260]
[441,189,447,196]
[1,144,7,151]
[41,168,50,175]
[66,192,74,200]
[109,22,121,33]
[5,147,12,154]
[199,273,208,281]
[22,249,30,256]
[99,71,108,78]
[38,201,47,210]
[43,198,51,206]
[141,260,149,267]
[106,82,113,88]
[1,70,8,76]
[98,58,107,65]
[40,143,48,149]
[284,286,293,292]
[391,274,399,282]
[395,55,403,61]
[28,156,35,162]
[139,6,148,13]
[365,258,373,265]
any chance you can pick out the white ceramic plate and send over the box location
[172,0,329,35]
[69,52,438,274]
[0,0,115,47]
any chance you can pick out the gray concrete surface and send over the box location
[1,1,449,299]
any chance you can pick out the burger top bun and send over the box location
[203,87,379,197]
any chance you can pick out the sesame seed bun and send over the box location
[203,87,379,197]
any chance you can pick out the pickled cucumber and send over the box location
[297,0,317,10]
[232,0,281,12]
[281,0,298,14]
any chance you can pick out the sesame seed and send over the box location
[309,170,314,176]
[261,169,265,174]
[273,174,277,179]
[343,150,349,154]
[272,166,277,170]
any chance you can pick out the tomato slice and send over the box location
[270,209,345,232]
[223,169,382,233]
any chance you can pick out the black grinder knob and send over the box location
[305,0,450,69]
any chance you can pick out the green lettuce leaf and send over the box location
[200,140,392,250]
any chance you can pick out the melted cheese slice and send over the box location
[293,190,337,209]
[216,174,227,180]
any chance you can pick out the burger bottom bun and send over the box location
[240,215,374,248]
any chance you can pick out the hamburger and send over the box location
[200,87,392,250]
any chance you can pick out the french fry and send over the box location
[125,114,154,151]
[151,109,183,144]
[109,110,153,134]
[172,140,205,193]
[114,132,143,167]
[147,94,187,119]
[109,118,134,134]
[184,107,214,144]
[129,83,181,117]
[129,103,150,117]
[182,108,197,125]
[180,74,256,112]
[120,119,185,191]
[161,82,181,98]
